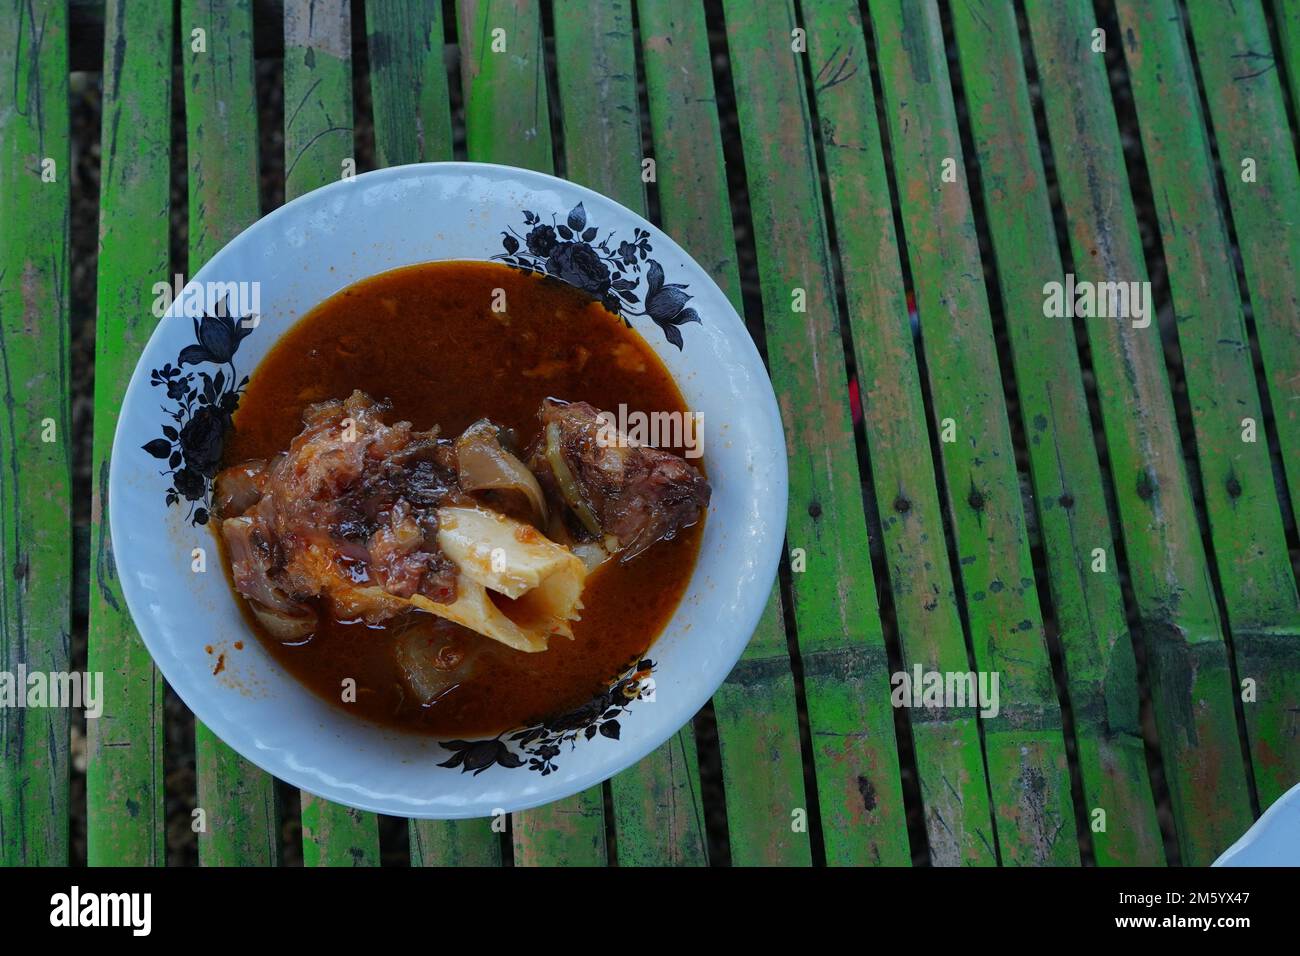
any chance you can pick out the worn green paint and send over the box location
[713,589,812,866]
[1182,0,1300,810]
[639,0,810,866]
[365,0,453,168]
[84,0,169,868]
[1184,0,1300,529]
[300,793,379,866]
[724,0,910,866]
[0,0,71,867]
[554,0,706,867]
[1025,0,1254,865]
[282,0,381,866]
[866,0,1076,865]
[603,729,706,865]
[410,818,503,865]
[361,0,501,866]
[512,787,606,865]
[804,0,997,867]
[457,0,553,174]
[949,0,1162,865]
[457,0,605,864]
[1116,0,1300,814]
[554,0,645,209]
[638,0,744,308]
[1276,0,1300,127]
[181,0,280,865]
[285,0,355,194]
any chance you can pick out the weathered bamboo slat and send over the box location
[282,0,381,866]
[1180,0,1300,811]
[457,0,553,172]
[365,0,454,168]
[299,799,378,867]
[1276,0,1300,129]
[712,588,812,865]
[1026,0,1254,865]
[866,0,1077,865]
[363,0,504,867]
[285,0,356,197]
[410,818,502,866]
[0,0,72,866]
[803,0,998,867]
[553,0,708,867]
[949,0,1163,865]
[456,0,606,865]
[85,0,170,868]
[181,0,281,866]
[723,0,911,866]
[638,0,811,867]
[1183,0,1300,527]
[1116,0,1300,815]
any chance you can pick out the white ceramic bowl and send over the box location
[110,162,786,817]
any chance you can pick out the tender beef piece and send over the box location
[528,399,711,561]
[213,390,464,625]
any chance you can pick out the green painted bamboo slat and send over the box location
[0,0,72,867]
[283,0,381,866]
[456,0,606,865]
[1184,0,1300,528]
[713,589,812,865]
[366,0,454,168]
[638,0,810,867]
[511,793,606,865]
[458,0,553,173]
[554,0,707,867]
[285,0,356,196]
[804,0,998,867]
[1025,0,1254,865]
[181,0,281,866]
[364,0,503,866]
[300,799,378,866]
[723,0,911,866]
[1276,0,1300,128]
[637,0,745,311]
[1116,0,1300,815]
[866,0,1077,865]
[554,0,645,205]
[410,818,502,865]
[1183,0,1300,810]
[85,0,170,868]
[948,0,1162,865]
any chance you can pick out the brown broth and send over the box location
[221,260,703,737]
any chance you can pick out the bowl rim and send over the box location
[109,160,788,817]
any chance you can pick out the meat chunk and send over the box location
[215,391,462,625]
[214,392,704,646]
[529,399,711,561]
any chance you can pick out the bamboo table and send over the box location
[1,0,1297,867]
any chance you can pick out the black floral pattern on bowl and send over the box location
[493,202,702,349]
[437,658,655,775]
[142,302,252,526]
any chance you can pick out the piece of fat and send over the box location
[409,506,588,653]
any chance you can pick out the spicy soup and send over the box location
[220,261,704,736]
